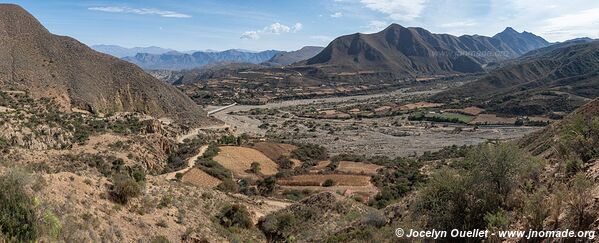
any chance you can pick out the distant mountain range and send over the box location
[91,45,177,58]
[122,49,282,70]
[300,24,551,77]
[435,39,599,115]
[0,4,210,125]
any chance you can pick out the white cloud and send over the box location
[264,23,291,34]
[440,20,477,28]
[360,0,426,21]
[365,20,389,33]
[88,6,191,18]
[537,8,599,41]
[331,12,343,18]
[240,31,260,40]
[293,23,303,32]
[241,22,303,40]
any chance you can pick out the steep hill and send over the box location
[0,4,211,125]
[300,24,549,78]
[435,41,599,115]
[123,49,281,70]
[521,97,599,157]
[263,46,324,66]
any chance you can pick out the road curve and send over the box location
[161,145,209,181]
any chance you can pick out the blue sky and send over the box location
[9,0,599,51]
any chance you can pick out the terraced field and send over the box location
[213,146,279,178]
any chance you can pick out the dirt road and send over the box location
[161,145,208,180]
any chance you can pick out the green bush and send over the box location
[257,177,276,196]
[250,162,261,174]
[110,174,143,204]
[276,156,293,170]
[322,179,334,187]
[196,158,232,181]
[0,170,40,241]
[216,204,253,229]
[291,144,328,163]
[412,143,544,231]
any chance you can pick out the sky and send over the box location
[8,0,599,51]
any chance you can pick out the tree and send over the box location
[250,162,261,174]
[322,179,334,187]
[276,156,293,170]
[257,177,276,196]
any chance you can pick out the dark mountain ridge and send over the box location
[300,24,550,78]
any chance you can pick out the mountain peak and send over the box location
[502,27,519,33]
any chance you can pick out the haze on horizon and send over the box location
[9,0,599,52]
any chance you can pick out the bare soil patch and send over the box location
[213,146,279,178]
[251,142,297,161]
[336,161,382,175]
[182,168,221,188]
[399,102,443,110]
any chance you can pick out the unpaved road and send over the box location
[161,145,208,180]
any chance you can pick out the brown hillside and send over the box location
[0,4,213,126]
[520,97,599,157]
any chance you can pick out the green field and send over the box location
[409,112,474,124]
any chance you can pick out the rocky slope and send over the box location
[0,4,211,126]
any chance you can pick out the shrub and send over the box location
[216,204,253,229]
[322,179,334,187]
[196,158,231,181]
[276,156,293,170]
[250,162,261,174]
[110,174,143,204]
[291,144,328,163]
[149,235,171,243]
[412,143,544,231]
[257,177,276,196]
[259,213,297,241]
[360,212,387,228]
[0,170,40,241]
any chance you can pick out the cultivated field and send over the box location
[251,142,297,161]
[213,146,279,178]
[336,161,383,175]
[182,168,221,188]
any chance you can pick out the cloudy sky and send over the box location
[11,0,599,51]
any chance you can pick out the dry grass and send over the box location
[251,142,297,161]
[277,174,372,187]
[213,146,279,178]
[336,161,382,175]
[182,168,221,188]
